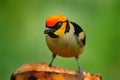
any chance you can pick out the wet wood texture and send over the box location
[11,62,102,80]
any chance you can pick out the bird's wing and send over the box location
[70,21,86,46]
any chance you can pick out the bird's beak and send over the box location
[44,27,55,34]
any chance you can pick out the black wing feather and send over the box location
[70,21,86,45]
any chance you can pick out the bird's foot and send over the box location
[78,70,84,80]
[49,63,52,67]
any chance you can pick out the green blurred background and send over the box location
[0,0,120,80]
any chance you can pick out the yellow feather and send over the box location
[54,23,67,36]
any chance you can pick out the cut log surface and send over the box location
[11,62,102,80]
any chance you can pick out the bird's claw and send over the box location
[78,70,84,80]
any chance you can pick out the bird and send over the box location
[44,14,86,79]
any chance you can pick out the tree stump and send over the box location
[10,62,102,80]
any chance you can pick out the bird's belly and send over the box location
[46,36,82,57]
[53,44,80,57]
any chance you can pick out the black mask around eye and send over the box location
[54,21,63,29]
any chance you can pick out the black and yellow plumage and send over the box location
[44,14,86,79]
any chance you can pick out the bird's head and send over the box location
[44,14,70,38]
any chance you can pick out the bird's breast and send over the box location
[45,34,83,57]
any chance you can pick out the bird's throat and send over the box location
[48,33,59,38]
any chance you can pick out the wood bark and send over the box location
[11,62,102,80]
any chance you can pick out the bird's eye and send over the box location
[55,22,63,29]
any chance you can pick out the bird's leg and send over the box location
[49,54,56,67]
[76,58,82,73]
[75,57,84,80]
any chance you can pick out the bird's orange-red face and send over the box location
[46,14,67,27]
[44,14,69,38]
